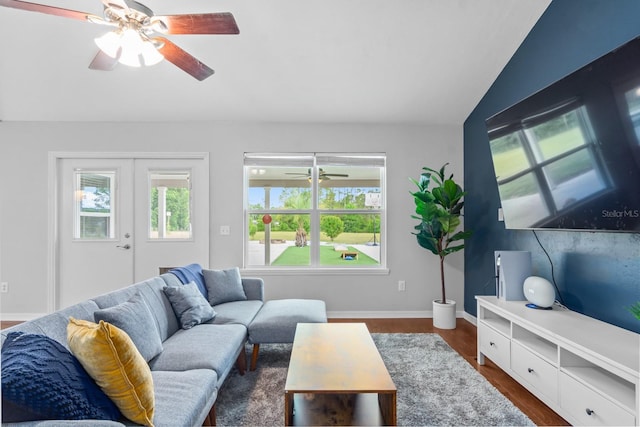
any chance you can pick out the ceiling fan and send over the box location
[285,168,350,181]
[0,0,239,80]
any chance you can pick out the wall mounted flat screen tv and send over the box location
[486,36,640,232]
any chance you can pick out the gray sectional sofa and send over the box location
[1,271,266,427]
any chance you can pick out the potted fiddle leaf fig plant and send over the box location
[411,163,472,329]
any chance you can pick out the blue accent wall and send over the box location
[464,0,640,333]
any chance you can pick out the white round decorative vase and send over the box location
[433,299,456,329]
[523,276,555,308]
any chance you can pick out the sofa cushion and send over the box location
[208,300,263,327]
[203,267,247,306]
[136,278,181,341]
[92,278,181,343]
[248,299,327,344]
[149,324,246,380]
[164,282,216,329]
[67,318,155,427]
[151,369,218,427]
[1,331,121,422]
[94,292,163,362]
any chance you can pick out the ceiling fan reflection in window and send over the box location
[0,0,239,80]
[285,168,349,182]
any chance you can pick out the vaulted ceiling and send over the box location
[0,0,550,123]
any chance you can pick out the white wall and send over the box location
[0,121,464,319]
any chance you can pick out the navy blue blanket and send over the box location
[169,263,208,299]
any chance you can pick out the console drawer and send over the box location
[478,321,510,370]
[511,341,558,402]
[559,372,635,426]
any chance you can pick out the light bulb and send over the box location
[118,29,145,67]
[140,40,164,66]
[94,31,122,58]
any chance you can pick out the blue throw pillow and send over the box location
[164,282,217,329]
[1,332,121,422]
[94,291,164,362]
[203,267,247,306]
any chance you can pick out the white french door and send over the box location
[56,154,209,309]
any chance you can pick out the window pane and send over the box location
[624,85,640,144]
[319,213,381,266]
[247,166,311,210]
[489,132,530,180]
[526,108,589,161]
[498,173,550,228]
[318,166,381,210]
[544,149,607,209]
[74,171,114,239]
[149,171,192,239]
[247,214,311,266]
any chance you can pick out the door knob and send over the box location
[116,244,131,250]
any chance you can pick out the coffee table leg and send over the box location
[378,392,397,426]
[284,392,294,426]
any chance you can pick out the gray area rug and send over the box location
[215,333,534,426]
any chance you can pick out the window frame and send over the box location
[489,101,611,227]
[243,152,387,273]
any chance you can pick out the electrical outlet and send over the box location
[220,225,230,235]
[1,282,8,293]
[398,280,406,292]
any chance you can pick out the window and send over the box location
[244,153,385,269]
[148,170,192,240]
[74,170,115,239]
[489,101,609,228]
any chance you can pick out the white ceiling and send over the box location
[0,0,550,124]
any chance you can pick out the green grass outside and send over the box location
[271,245,378,266]
[250,231,379,245]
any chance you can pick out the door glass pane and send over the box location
[74,170,115,239]
[149,171,192,239]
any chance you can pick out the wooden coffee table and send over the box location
[284,323,397,426]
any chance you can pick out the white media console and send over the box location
[476,296,640,426]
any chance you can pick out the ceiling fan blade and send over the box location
[0,0,96,21]
[154,12,239,34]
[324,174,349,177]
[88,50,119,71]
[154,37,214,81]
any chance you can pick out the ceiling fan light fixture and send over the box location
[94,30,122,58]
[139,38,164,66]
[116,28,163,67]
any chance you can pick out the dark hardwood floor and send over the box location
[329,318,569,426]
[1,318,569,425]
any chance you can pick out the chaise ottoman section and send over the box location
[150,369,218,427]
[247,299,327,370]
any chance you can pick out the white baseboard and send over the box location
[327,310,470,319]
[462,311,477,326]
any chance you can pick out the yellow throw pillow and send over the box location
[67,317,155,427]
